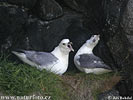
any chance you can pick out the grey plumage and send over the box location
[76,54,111,70]
[15,50,58,66]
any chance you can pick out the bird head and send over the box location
[86,35,100,48]
[59,39,74,54]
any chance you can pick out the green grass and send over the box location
[0,55,121,100]
[0,56,69,100]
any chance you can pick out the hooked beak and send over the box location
[68,42,74,52]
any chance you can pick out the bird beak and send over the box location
[69,42,73,45]
[68,42,74,52]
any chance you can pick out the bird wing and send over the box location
[76,53,111,69]
[24,50,58,66]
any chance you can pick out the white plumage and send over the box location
[12,39,74,75]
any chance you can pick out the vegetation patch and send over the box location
[0,56,68,100]
[0,55,121,100]
[63,72,121,100]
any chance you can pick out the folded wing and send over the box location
[23,50,58,66]
[76,53,111,70]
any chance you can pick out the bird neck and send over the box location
[76,44,94,55]
[51,46,69,63]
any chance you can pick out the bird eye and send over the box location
[63,43,65,45]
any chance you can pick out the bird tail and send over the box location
[12,51,26,59]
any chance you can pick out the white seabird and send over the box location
[12,39,74,75]
[74,35,112,74]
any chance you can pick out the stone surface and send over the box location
[63,0,88,12]
[102,0,133,96]
[127,35,133,53]
[0,5,28,53]
[64,0,105,33]
[122,0,133,35]
[6,0,37,9]
[26,12,85,52]
[103,0,128,38]
[102,0,130,70]
[116,77,133,96]
[98,89,119,100]
[106,30,129,69]
[32,0,63,20]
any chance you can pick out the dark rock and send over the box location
[63,0,104,14]
[98,89,119,100]
[63,0,88,13]
[116,79,133,96]
[26,12,85,52]
[106,29,129,70]
[103,0,128,39]
[102,0,130,70]
[0,4,83,52]
[126,35,133,53]
[0,5,28,53]
[0,0,7,2]
[32,0,63,20]
[7,0,37,9]
[54,0,67,7]
[122,0,133,35]
[115,53,133,96]
[64,0,105,33]
[102,0,133,96]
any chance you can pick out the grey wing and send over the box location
[24,51,58,66]
[77,54,111,69]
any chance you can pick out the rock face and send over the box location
[7,0,37,9]
[0,5,86,52]
[102,0,133,97]
[98,89,119,100]
[32,0,63,20]
[26,12,85,52]
[102,0,130,69]
[0,5,28,53]
[63,0,89,12]
[64,0,105,33]
[122,0,133,35]
[122,0,133,54]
